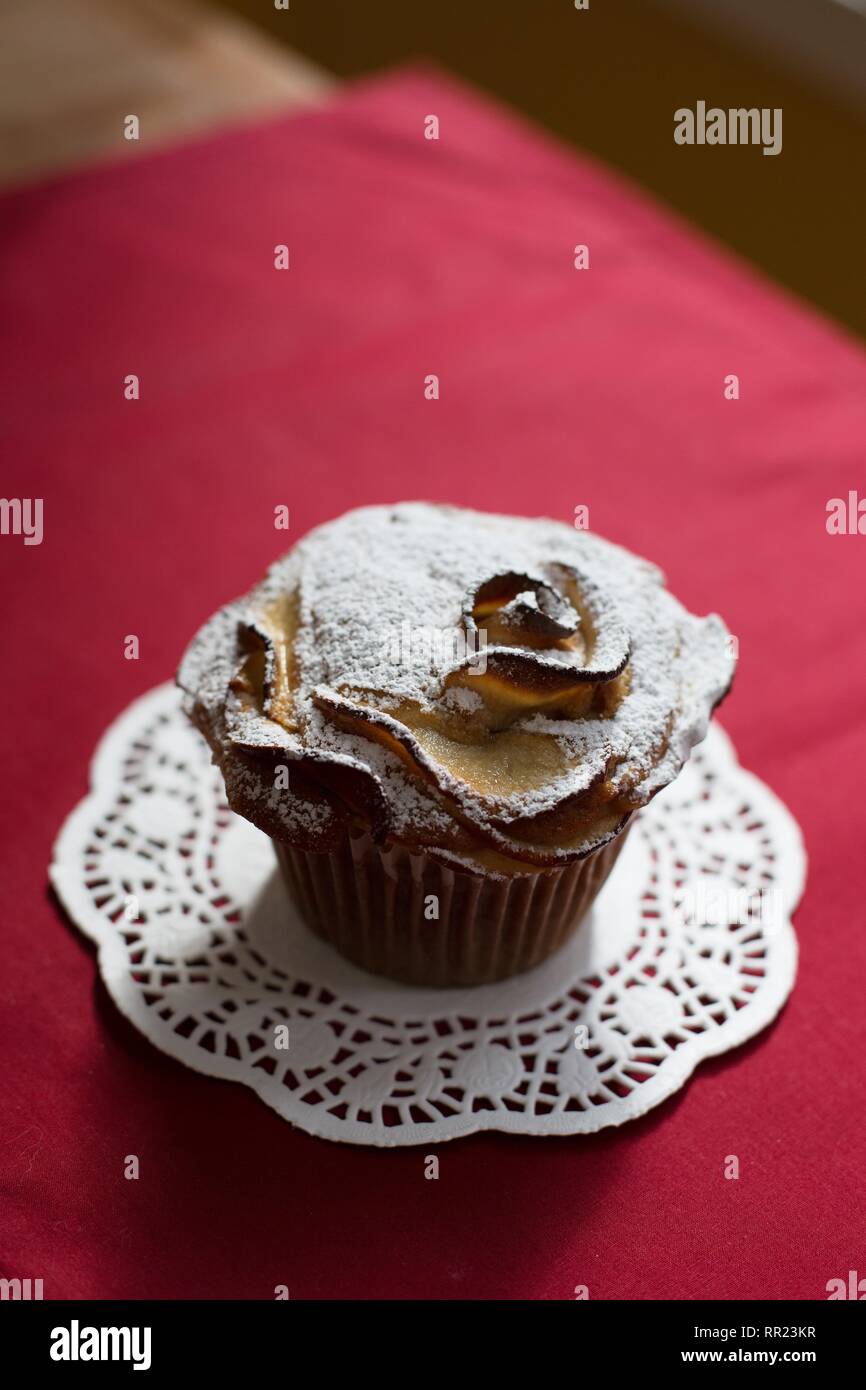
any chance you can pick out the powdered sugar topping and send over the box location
[178,503,735,857]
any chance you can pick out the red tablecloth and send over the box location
[2,68,865,1301]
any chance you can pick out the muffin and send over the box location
[178,503,735,986]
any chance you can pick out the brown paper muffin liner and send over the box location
[272,819,631,988]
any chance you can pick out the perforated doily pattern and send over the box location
[51,685,804,1146]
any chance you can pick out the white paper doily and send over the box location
[50,684,805,1146]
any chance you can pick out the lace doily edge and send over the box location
[49,683,806,1146]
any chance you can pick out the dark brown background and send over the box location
[220,0,866,340]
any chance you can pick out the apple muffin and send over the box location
[178,503,735,985]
